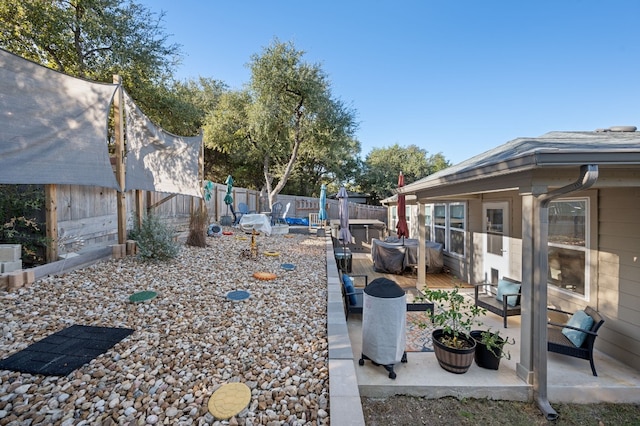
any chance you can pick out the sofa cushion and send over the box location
[342,274,357,306]
[496,279,521,307]
[496,280,521,306]
[562,310,594,347]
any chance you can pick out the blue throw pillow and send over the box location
[562,310,594,347]
[342,274,357,306]
[496,279,521,307]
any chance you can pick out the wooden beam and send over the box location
[113,75,127,244]
[45,184,58,262]
[135,190,144,229]
[148,193,177,210]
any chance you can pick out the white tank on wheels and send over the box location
[359,277,407,379]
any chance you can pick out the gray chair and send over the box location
[271,202,283,226]
[547,306,605,376]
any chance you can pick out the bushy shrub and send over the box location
[0,184,48,266]
[129,214,180,261]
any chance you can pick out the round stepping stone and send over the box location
[263,251,280,257]
[208,382,251,420]
[280,263,296,271]
[226,290,250,302]
[222,231,233,235]
[252,271,277,281]
[128,290,157,303]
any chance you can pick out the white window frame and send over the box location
[426,202,466,258]
[547,197,590,300]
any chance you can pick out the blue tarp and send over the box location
[285,217,309,226]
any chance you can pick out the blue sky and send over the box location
[141,0,640,165]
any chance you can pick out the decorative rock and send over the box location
[0,236,328,425]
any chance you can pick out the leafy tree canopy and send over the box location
[0,0,208,135]
[203,39,358,207]
[357,144,451,204]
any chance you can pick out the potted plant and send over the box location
[421,287,487,374]
[469,329,515,370]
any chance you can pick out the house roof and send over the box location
[399,130,640,197]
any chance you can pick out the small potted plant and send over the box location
[470,329,515,370]
[421,287,487,374]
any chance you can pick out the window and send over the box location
[424,205,432,241]
[434,204,446,250]
[548,199,588,296]
[449,203,466,256]
[427,203,466,257]
[390,206,397,229]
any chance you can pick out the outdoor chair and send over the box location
[340,273,369,319]
[474,277,522,328]
[234,202,255,225]
[547,306,605,376]
[271,202,283,226]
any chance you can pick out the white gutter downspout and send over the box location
[533,164,599,420]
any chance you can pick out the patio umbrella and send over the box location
[337,186,352,247]
[396,171,409,244]
[224,175,234,216]
[319,184,327,226]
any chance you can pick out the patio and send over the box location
[326,243,640,425]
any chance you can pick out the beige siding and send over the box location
[596,187,640,370]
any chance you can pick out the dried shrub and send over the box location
[186,206,208,247]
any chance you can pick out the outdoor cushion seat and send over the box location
[340,273,369,319]
[474,277,522,328]
[547,306,605,376]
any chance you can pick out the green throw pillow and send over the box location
[562,310,594,347]
[342,274,357,306]
[496,279,521,307]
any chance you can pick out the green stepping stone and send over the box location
[129,290,157,303]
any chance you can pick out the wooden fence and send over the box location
[54,183,386,255]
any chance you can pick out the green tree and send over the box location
[203,39,358,206]
[357,144,451,204]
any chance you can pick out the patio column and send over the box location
[416,201,427,291]
[517,188,545,384]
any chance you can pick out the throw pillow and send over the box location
[562,310,594,347]
[342,274,357,306]
[496,279,521,307]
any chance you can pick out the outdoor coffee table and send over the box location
[405,288,434,316]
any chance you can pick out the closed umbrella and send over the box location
[224,175,234,219]
[396,172,409,244]
[337,186,352,246]
[319,184,327,226]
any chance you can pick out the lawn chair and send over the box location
[547,306,605,376]
[234,202,255,225]
[271,202,283,226]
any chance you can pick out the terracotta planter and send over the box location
[432,329,476,374]
[470,330,504,370]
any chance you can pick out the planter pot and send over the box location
[432,329,476,374]
[470,330,504,370]
[220,215,233,227]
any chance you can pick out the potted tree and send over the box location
[421,287,487,374]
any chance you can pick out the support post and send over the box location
[113,75,127,244]
[45,184,58,262]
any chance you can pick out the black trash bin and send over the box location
[359,277,407,379]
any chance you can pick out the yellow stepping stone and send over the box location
[208,382,251,420]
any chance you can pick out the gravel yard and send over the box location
[0,231,329,425]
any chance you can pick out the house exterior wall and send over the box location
[426,186,639,371]
[594,187,640,370]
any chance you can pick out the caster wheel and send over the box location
[388,371,396,379]
[358,358,364,366]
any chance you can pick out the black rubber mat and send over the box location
[0,325,134,376]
